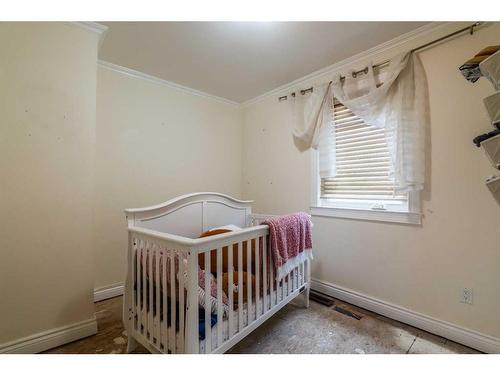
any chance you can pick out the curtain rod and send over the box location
[278,21,482,101]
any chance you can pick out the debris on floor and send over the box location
[113,337,126,345]
[310,290,335,306]
[333,305,363,320]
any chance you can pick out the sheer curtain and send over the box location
[291,82,336,178]
[291,51,429,192]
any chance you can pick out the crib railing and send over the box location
[125,224,310,354]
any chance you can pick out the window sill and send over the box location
[310,205,422,225]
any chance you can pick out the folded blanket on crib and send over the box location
[263,212,313,280]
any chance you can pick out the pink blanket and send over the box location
[263,212,313,280]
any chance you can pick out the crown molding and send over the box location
[98,60,241,107]
[242,22,485,107]
[71,22,108,48]
[72,22,108,36]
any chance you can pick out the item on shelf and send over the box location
[485,175,500,204]
[479,50,500,90]
[481,133,500,169]
[472,128,500,147]
[483,91,500,127]
[459,45,500,83]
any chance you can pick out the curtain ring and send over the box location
[364,67,369,74]
[470,24,475,35]
[352,71,357,78]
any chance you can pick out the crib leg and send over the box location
[303,285,310,308]
[126,334,137,353]
[303,259,311,308]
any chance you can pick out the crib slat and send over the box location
[295,267,298,291]
[134,239,139,331]
[237,242,243,333]
[297,266,300,288]
[288,273,291,295]
[262,235,268,313]
[246,240,252,325]
[297,263,302,289]
[282,278,286,301]
[303,262,306,286]
[298,266,300,288]
[204,250,211,354]
[255,238,260,318]
[300,262,304,286]
[186,252,199,354]
[216,247,223,347]
[269,239,275,308]
[293,268,296,290]
[228,244,234,338]
[284,276,287,299]
[162,249,168,351]
[178,252,185,353]
[284,275,288,297]
[170,249,177,354]
[294,266,298,289]
[278,278,281,302]
[276,277,280,303]
[148,243,153,338]
[280,277,284,302]
[303,261,307,287]
[138,240,141,331]
[305,258,311,308]
[286,272,292,297]
[155,244,160,346]
[142,241,147,335]
[128,236,135,332]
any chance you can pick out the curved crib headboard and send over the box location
[125,192,253,238]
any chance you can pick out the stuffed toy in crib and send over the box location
[198,228,257,307]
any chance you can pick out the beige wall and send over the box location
[94,66,243,289]
[0,23,99,345]
[242,23,500,339]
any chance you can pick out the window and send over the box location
[311,99,421,224]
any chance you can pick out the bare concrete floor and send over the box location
[45,296,480,354]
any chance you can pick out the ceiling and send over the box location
[99,22,429,103]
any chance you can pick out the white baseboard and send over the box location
[0,318,97,354]
[311,278,500,354]
[94,283,124,302]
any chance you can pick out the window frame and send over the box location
[310,149,422,225]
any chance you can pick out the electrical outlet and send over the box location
[461,288,473,305]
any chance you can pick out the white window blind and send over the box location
[321,100,406,201]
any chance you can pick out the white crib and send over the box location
[123,192,311,354]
